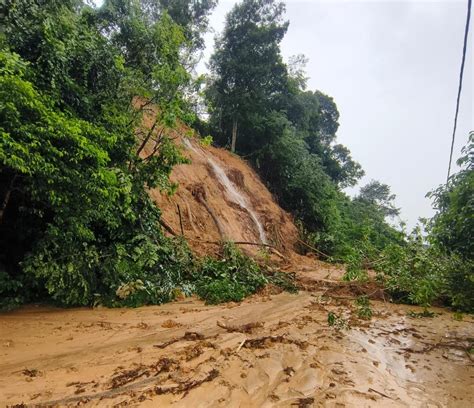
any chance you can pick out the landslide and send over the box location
[139,106,299,258]
[2,295,473,407]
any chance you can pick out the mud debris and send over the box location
[216,320,263,333]
[1,292,474,407]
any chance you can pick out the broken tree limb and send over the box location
[368,388,393,400]
[194,195,226,240]
[185,200,198,233]
[297,238,332,260]
[236,339,246,353]
[177,204,184,236]
[159,218,177,236]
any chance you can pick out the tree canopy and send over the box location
[0,0,213,307]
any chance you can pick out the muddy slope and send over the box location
[2,110,473,407]
[140,120,298,256]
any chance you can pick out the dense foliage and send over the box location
[194,243,269,304]
[0,0,215,308]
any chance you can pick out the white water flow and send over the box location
[183,138,268,244]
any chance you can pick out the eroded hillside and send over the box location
[143,130,299,258]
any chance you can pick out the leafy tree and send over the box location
[428,132,473,260]
[356,180,400,218]
[258,129,341,236]
[0,0,194,307]
[425,133,474,311]
[207,0,289,153]
[156,0,218,52]
[287,90,364,188]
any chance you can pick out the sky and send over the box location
[198,0,473,227]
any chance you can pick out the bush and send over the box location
[376,227,473,312]
[195,242,268,304]
[194,242,268,304]
[99,235,197,308]
[443,255,474,312]
[196,278,250,304]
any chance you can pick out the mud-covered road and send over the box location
[1,278,473,408]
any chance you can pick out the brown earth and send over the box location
[1,276,473,407]
[138,103,299,258]
[147,136,299,258]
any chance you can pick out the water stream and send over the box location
[182,138,268,244]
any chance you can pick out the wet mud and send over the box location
[1,286,473,407]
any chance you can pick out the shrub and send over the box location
[376,226,473,312]
[194,242,268,304]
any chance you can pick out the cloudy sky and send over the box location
[199,0,473,227]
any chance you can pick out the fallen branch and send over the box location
[177,204,184,236]
[153,331,207,349]
[194,193,226,239]
[296,238,331,260]
[185,200,198,233]
[368,387,393,400]
[236,339,246,353]
[159,218,177,236]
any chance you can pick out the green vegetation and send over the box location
[355,296,373,320]
[195,243,268,304]
[0,0,211,308]
[195,243,296,304]
[327,312,348,330]
[0,0,471,312]
[0,0,206,305]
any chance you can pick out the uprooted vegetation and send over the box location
[99,241,297,308]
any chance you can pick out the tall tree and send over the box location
[156,0,218,52]
[428,132,474,259]
[286,90,364,188]
[207,0,289,153]
[356,180,400,218]
[0,0,193,306]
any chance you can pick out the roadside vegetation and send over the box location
[0,0,472,312]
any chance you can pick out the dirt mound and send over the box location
[137,104,298,257]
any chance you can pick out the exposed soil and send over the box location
[138,105,299,258]
[1,269,473,407]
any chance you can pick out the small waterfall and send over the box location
[182,138,268,244]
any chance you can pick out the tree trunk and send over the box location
[231,118,238,153]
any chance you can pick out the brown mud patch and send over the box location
[1,292,473,407]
